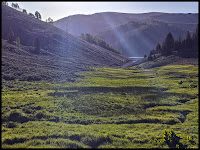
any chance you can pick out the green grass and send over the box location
[1,65,198,148]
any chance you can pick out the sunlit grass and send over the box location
[1,65,198,148]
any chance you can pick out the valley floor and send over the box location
[1,64,198,148]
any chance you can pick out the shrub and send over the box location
[178,80,183,84]
[155,129,188,148]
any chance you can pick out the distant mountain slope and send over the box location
[146,13,198,24]
[53,12,198,36]
[1,5,129,81]
[53,12,174,36]
[97,21,190,57]
[79,33,121,54]
[53,12,198,57]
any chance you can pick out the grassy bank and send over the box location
[1,65,198,148]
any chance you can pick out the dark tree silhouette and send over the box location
[2,1,8,5]
[150,49,156,56]
[34,38,40,54]
[151,26,198,58]
[155,43,161,54]
[22,9,27,14]
[161,32,174,55]
[35,11,41,20]
[46,17,53,24]
[12,3,19,10]
[28,13,35,18]
[185,31,192,49]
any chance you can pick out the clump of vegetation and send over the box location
[80,33,121,54]
[22,9,27,14]
[178,80,183,84]
[148,27,198,59]
[46,17,53,24]
[35,11,42,20]
[155,129,197,148]
[162,129,187,148]
[11,3,19,10]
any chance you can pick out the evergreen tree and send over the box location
[174,39,181,52]
[28,13,35,18]
[162,32,174,55]
[185,31,192,49]
[191,27,198,52]
[2,1,8,5]
[35,11,41,20]
[46,17,53,24]
[150,49,156,56]
[155,43,161,54]
[22,9,27,14]
[161,41,166,55]
[148,55,153,61]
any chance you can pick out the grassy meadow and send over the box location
[1,64,198,148]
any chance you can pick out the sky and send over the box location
[7,2,199,21]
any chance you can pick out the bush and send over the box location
[155,129,188,148]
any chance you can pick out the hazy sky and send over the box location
[7,2,199,21]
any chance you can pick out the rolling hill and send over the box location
[53,12,198,57]
[53,12,169,36]
[1,5,129,81]
[96,20,190,57]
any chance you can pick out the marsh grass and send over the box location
[1,65,198,148]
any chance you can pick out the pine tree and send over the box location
[23,9,27,14]
[35,11,41,20]
[185,31,192,49]
[155,43,161,54]
[161,41,166,55]
[162,32,174,55]
[150,49,156,56]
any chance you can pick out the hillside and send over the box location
[1,5,130,81]
[97,21,190,57]
[146,13,198,24]
[79,33,121,54]
[53,12,143,36]
[53,12,198,57]
[53,12,198,37]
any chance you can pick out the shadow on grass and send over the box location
[49,86,193,103]
[50,86,168,96]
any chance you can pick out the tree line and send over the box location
[146,27,198,60]
[80,33,121,54]
[3,2,53,24]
